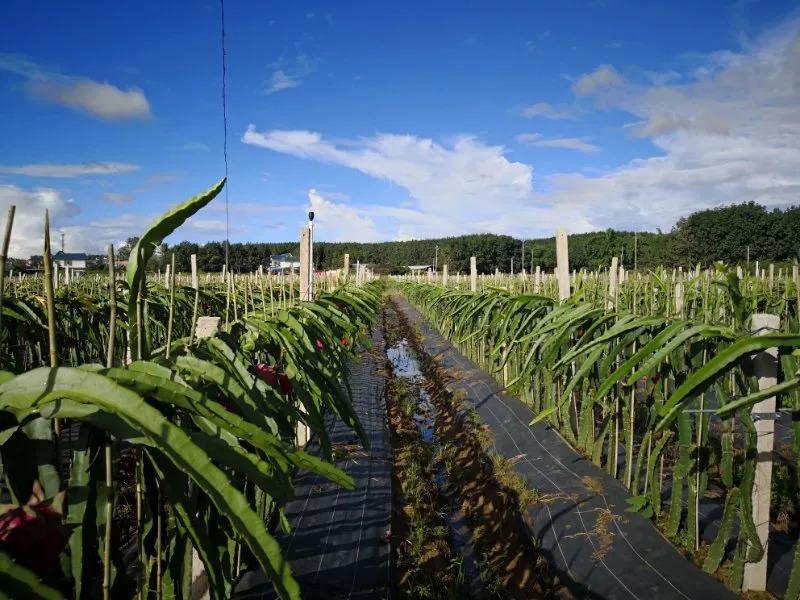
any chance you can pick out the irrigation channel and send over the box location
[235,292,754,599]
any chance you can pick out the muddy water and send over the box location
[387,338,487,599]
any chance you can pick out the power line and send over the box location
[220,0,230,272]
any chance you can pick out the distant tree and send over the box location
[162,202,800,273]
[117,236,141,260]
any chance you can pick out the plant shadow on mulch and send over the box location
[383,294,601,600]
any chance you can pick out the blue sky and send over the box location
[1,0,799,256]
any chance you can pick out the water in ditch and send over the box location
[386,337,487,599]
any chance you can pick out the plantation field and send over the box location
[1,180,799,600]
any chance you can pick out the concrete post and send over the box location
[470,256,477,292]
[442,264,448,287]
[299,227,311,301]
[742,313,779,591]
[608,257,619,310]
[191,255,198,290]
[674,281,684,317]
[343,253,350,279]
[556,229,570,301]
[534,265,541,293]
[296,228,313,446]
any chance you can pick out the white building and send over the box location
[269,253,301,273]
[53,251,88,276]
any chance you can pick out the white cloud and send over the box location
[101,192,133,205]
[519,102,574,120]
[0,54,151,120]
[307,189,380,242]
[26,79,150,120]
[265,55,314,95]
[573,64,623,96]
[266,70,302,94]
[243,126,534,229]
[548,17,800,230]
[243,18,800,241]
[0,185,80,257]
[243,126,595,239]
[0,162,139,178]
[517,133,599,153]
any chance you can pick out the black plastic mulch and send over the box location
[393,295,736,600]
[235,330,391,600]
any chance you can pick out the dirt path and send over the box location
[383,296,568,599]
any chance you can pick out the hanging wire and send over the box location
[220,0,230,272]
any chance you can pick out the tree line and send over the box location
[131,202,800,274]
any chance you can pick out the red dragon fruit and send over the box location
[255,363,277,386]
[277,373,293,395]
[0,483,66,576]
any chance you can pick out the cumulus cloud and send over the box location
[244,126,596,239]
[244,126,534,229]
[26,79,150,120]
[0,53,151,120]
[0,162,139,178]
[0,185,80,257]
[555,17,800,230]
[517,133,598,153]
[307,189,380,242]
[519,102,574,120]
[573,64,624,96]
[245,17,800,242]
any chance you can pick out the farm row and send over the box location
[395,265,800,596]
[0,181,380,599]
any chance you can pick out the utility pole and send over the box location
[521,239,525,273]
[634,231,638,272]
[61,232,65,253]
